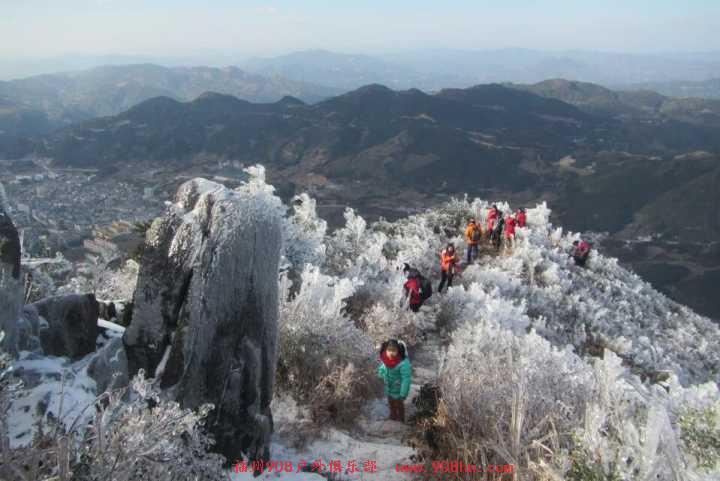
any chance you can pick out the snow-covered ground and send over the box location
[229,395,418,481]
[6,318,125,448]
[6,351,97,448]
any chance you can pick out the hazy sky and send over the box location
[2,0,719,59]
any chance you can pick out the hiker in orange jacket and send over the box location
[438,243,460,293]
[464,218,482,264]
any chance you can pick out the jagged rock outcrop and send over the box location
[123,177,283,464]
[21,293,100,359]
[0,195,22,355]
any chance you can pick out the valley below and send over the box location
[4,149,719,320]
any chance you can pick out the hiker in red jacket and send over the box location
[503,214,517,251]
[402,264,423,312]
[572,240,592,267]
[486,205,499,236]
[516,208,527,228]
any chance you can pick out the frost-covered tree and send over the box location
[276,265,379,425]
[282,193,327,274]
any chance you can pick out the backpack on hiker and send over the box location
[471,225,481,243]
[418,274,432,301]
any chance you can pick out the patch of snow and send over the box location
[7,352,97,448]
[97,319,125,333]
[228,430,415,481]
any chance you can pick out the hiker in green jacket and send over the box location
[377,339,412,422]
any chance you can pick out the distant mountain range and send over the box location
[507,78,720,124]
[241,48,720,92]
[3,50,720,149]
[241,49,456,91]
[38,84,594,186]
[33,81,720,236]
[37,80,720,170]
[0,63,340,138]
[623,78,720,100]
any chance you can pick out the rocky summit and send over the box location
[123,176,284,463]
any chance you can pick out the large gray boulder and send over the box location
[0,199,22,355]
[123,177,283,464]
[22,293,100,359]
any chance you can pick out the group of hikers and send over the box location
[378,205,593,423]
[400,205,527,314]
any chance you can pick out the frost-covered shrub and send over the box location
[433,280,531,335]
[1,370,227,481]
[282,193,327,276]
[324,207,390,282]
[309,362,380,427]
[276,265,379,425]
[74,372,226,480]
[534,352,720,481]
[437,320,594,473]
[362,302,419,346]
[436,323,719,480]
[324,207,370,276]
[678,402,720,471]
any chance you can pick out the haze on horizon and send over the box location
[2,0,719,62]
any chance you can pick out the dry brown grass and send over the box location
[307,363,383,427]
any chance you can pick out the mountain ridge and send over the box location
[8,80,720,318]
[0,63,341,137]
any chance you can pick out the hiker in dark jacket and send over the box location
[377,339,412,422]
[490,211,505,250]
